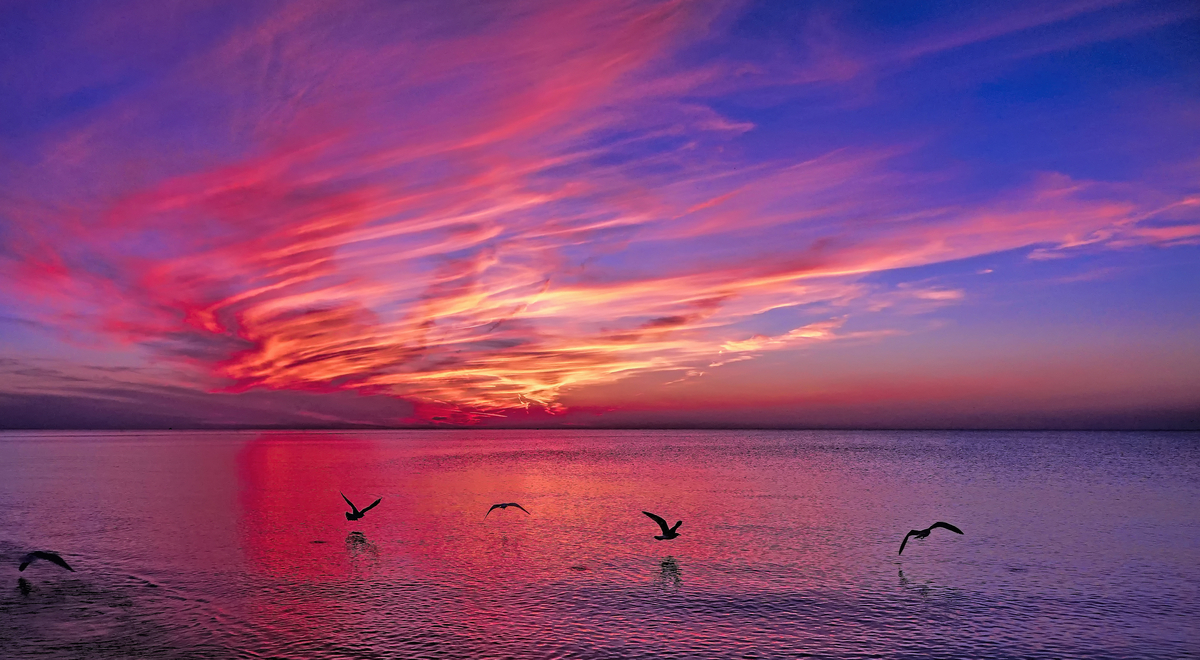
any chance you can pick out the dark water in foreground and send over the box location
[0,430,1197,659]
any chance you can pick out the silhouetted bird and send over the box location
[643,511,682,540]
[899,522,963,555]
[18,551,74,572]
[342,492,381,521]
[486,502,530,517]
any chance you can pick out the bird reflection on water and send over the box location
[898,568,930,600]
[7,430,1192,659]
[657,556,682,588]
[898,568,965,606]
[345,531,378,559]
[17,578,32,596]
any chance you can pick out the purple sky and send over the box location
[1,0,1197,428]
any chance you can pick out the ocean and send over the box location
[1,430,1197,659]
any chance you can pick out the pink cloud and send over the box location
[1,0,1195,423]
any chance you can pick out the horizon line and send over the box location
[1,425,1197,432]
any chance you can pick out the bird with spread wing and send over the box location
[19,551,74,572]
[643,511,682,540]
[899,522,963,555]
[486,502,530,517]
[342,492,382,521]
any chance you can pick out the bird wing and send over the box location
[22,551,75,572]
[38,552,74,572]
[512,503,531,515]
[931,522,963,535]
[642,511,671,535]
[486,504,503,517]
[359,498,382,514]
[899,531,917,555]
[341,492,359,513]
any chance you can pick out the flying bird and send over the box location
[898,522,964,555]
[342,492,382,521]
[18,551,74,572]
[486,502,530,517]
[643,511,682,540]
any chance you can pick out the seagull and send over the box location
[486,502,530,517]
[643,511,682,540]
[899,522,963,555]
[19,551,74,572]
[342,492,381,521]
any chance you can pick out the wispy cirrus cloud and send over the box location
[1,0,1196,424]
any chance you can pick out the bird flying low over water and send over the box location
[486,502,530,517]
[342,492,381,521]
[19,551,74,572]
[899,522,964,555]
[643,511,682,540]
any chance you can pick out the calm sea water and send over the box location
[0,430,1197,659]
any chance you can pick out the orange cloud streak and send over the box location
[2,0,1195,423]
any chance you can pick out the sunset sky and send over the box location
[1,0,1197,429]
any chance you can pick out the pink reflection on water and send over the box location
[4,431,1197,657]
[230,431,881,653]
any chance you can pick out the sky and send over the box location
[1,0,1197,429]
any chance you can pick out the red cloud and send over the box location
[2,0,1195,423]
